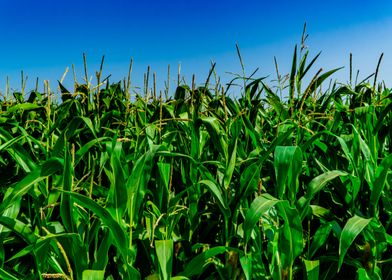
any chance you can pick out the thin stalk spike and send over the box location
[72,64,77,91]
[145,65,150,99]
[60,67,69,84]
[349,53,353,87]
[96,55,105,90]
[355,69,360,86]
[166,64,170,100]
[35,77,39,93]
[143,73,147,99]
[153,72,157,101]
[235,42,245,75]
[83,53,88,85]
[21,70,24,94]
[192,74,195,92]
[177,63,181,87]
[6,76,9,103]
[204,62,216,89]
[126,58,133,101]
[159,89,163,142]
[373,53,384,95]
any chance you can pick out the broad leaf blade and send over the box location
[180,247,227,277]
[155,240,173,280]
[274,146,302,203]
[60,143,74,233]
[277,201,303,269]
[338,215,372,270]
[307,170,347,199]
[243,194,279,243]
[370,153,392,215]
[304,259,320,280]
[82,270,105,280]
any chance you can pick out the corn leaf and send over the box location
[338,215,372,270]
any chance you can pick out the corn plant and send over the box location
[1,32,392,280]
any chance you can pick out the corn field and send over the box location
[0,41,392,280]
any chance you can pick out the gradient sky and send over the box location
[1,0,392,94]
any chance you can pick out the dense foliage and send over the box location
[1,42,392,279]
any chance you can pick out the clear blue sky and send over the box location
[1,0,392,94]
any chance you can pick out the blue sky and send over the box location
[1,0,392,95]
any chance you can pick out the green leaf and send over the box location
[243,194,280,243]
[80,116,99,139]
[274,146,302,203]
[82,270,105,280]
[223,139,237,190]
[157,162,170,191]
[240,254,252,280]
[0,127,37,172]
[240,162,261,199]
[373,102,392,134]
[62,191,126,251]
[310,205,331,218]
[199,116,228,161]
[241,113,260,149]
[127,145,162,224]
[338,215,372,270]
[199,179,228,215]
[6,103,42,113]
[74,137,109,166]
[370,153,392,216]
[262,83,289,121]
[298,51,321,82]
[304,259,320,280]
[309,222,333,258]
[328,132,359,176]
[106,141,127,224]
[307,170,348,199]
[60,143,74,233]
[0,241,4,267]
[0,155,66,214]
[289,45,297,110]
[0,216,38,244]
[180,246,227,277]
[277,201,303,269]
[0,168,41,214]
[356,268,372,280]
[92,230,111,270]
[155,240,173,280]
[60,191,139,278]
[41,157,64,177]
[0,188,21,234]
[0,268,20,280]
[0,135,27,152]
[304,68,342,95]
